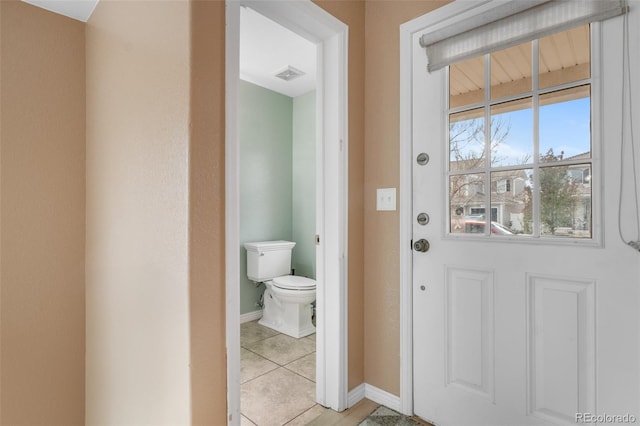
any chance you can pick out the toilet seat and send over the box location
[272,275,316,290]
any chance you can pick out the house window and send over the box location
[448,24,593,239]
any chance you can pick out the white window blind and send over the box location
[420,0,627,72]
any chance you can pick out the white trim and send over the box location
[364,384,402,413]
[239,310,263,324]
[225,2,242,424]
[347,383,366,408]
[347,382,403,413]
[591,22,604,249]
[398,16,421,418]
[313,17,350,412]
[226,1,349,422]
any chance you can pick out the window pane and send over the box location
[446,25,593,241]
[491,170,533,236]
[540,86,591,162]
[491,41,532,100]
[450,108,485,171]
[490,98,533,167]
[539,164,592,238]
[450,56,485,109]
[450,173,486,234]
[539,24,590,89]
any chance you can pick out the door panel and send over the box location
[411,17,640,426]
[445,267,494,402]
[527,274,596,424]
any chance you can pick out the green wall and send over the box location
[239,80,316,315]
[292,91,316,278]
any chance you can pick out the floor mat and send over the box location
[358,406,426,425]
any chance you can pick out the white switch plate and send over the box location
[377,188,396,211]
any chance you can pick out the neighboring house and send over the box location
[564,152,592,236]
[450,153,593,236]
[449,161,529,233]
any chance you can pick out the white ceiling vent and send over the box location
[275,66,306,82]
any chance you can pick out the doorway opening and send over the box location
[238,7,318,424]
[225,1,350,423]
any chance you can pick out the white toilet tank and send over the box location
[244,240,296,282]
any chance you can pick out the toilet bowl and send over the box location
[259,275,316,338]
[244,240,316,338]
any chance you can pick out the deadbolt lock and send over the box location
[416,153,430,166]
[417,213,430,225]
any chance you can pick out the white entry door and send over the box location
[411,8,640,426]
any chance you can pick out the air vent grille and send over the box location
[275,66,306,81]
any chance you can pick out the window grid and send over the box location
[446,33,594,240]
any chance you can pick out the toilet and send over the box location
[244,240,316,338]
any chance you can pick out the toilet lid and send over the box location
[272,275,316,290]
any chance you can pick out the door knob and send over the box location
[413,239,430,252]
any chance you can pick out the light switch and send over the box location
[376,188,396,211]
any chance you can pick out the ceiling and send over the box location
[20,1,317,99]
[240,6,317,98]
[449,24,590,108]
[22,0,98,22]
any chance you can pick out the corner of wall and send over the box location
[1,1,85,423]
[189,0,228,424]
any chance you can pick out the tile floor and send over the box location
[240,320,320,425]
[240,320,430,426]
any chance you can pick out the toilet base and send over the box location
[259,287,316,339]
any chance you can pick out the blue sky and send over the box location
[493,97,591,165]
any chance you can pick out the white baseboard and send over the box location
[347,383,365,408]
[240,310,262,324]
[364,384,402,412]
[346,383,402,413]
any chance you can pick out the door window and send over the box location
[448,25,593,240]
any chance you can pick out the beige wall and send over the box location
[0,1,86,424]
[0,1,453,423]
[363,0,450,395]
[189,0,228,424]
[85,0,191,423]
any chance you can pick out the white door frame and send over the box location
[225,1,350,423]
[398,12,423,418]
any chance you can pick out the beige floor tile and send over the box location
[304,333,316,349]
[241,320,280,346]
[285,352,316,382]
[241,414,257,425]
[241,368,316,426]
[244,333,315,366]
[284,404,328,425]
[306,399,379,426]
[241,348,279,383]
